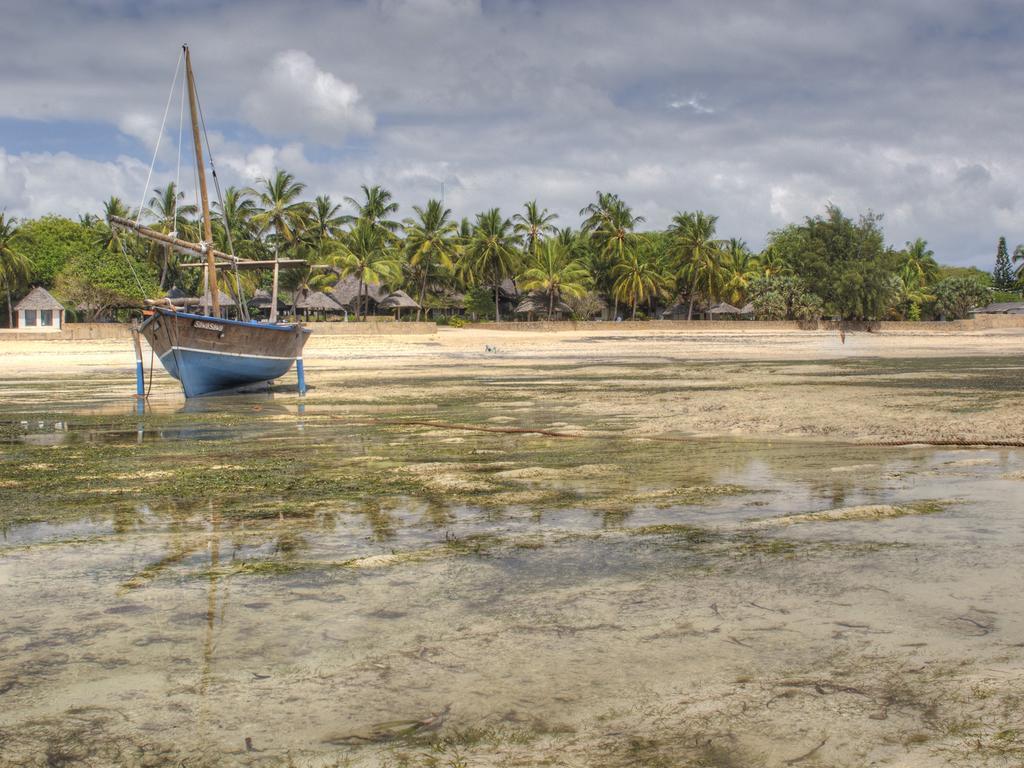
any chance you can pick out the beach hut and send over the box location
[378,290,420,320]
[249,289,287,318]
[163,285,199,309]
[514,291,572,320]
[196,289,237,318]
[295,289,345,321]
[329,274,389,316]
[969,301,1024,316]
[706,301,743,319]
[14,287,65,332]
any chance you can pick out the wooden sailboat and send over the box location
[115,46,311,398]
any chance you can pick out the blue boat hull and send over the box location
[140,308,311,397]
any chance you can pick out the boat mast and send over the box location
[184,44,219,316]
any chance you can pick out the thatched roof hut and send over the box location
[514,292,572,317]
[15,286,63,312]
[378,290,420,310]
[199,289,237,308]
[295,290,344,312]
[329,275,388,311]
[14,287,65,332]
[970,301,1024,315]
[707,301,742,316]
[249,289,286,311]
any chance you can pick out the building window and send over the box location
[41,310,53,326]
[24,310,37,326]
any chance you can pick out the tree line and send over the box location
[2,170,1022,326]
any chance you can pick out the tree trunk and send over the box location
[631,298,637,320]
[687,296,694,321]
[494,267,501,322]
[6,286,12,329]
[357,277,364,321]
[417,271,428,322]
[159,246,170,291]
[612,296,618,320]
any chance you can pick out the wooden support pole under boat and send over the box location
[131,322,145,399]
[184,45,219,316]
[296,355,307,395]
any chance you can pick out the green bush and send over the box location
[447,315,466,328]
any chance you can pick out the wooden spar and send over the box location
[178,258,308,270]
[184,45,218,316]
[109,216,236,261]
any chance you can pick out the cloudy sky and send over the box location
[1,0,1021,266]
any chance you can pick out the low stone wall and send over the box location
[465,317,1024,333]
[0,323,132,341]
[468,320,801,332]
[0,320,437,341]
[304,321,436,335]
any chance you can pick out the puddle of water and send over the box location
[1,359,1024,766]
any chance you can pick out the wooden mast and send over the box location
[184,45,219,316]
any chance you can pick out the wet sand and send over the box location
[1,327,1023,767]
[3,324,1024,443]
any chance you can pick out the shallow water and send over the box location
[2,360,1024,767]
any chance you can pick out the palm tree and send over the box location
[306,195,346,257]
[899,238,939,289]
[0,214,31,328]
[519,239,591,318]
[93,196,137,259]
[403,199,458,320]
[145,183,198,290]
[464,208,519,321]
[333,220,401,320]
[721,238,759,306]
[579,192,645,317]
[512,200,558,258]
[212,186,260,258]
[611,239,669,319]
[343,184,400,234]
[669,211,725,319]
[758,244,790,279]
[249,170,310,253]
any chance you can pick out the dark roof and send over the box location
[14,287,63,311]
[249,289,286,309]
[707,302,743,315]
[295,290,345,311]
[199,289,237,308]
[165,285,189,300]
[329,274,389,308]
[971,301,1024,314]
[378,289,420,309]
[498,278,519,299]
[514,291,571,315]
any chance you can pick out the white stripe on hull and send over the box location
[158,345,296,361]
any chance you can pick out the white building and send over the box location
[14,287,65,332]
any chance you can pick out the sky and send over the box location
[1,0,1022,268]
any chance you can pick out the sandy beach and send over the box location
[3,324,1024,767]
[3,325,1023,444]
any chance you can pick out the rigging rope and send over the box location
[172,66,186,238]
[194,72,250,321]
[135,49,183,228]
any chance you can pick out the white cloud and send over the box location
[374,0,480,17]
[668,95,714,114]
[241,50,374,146]
[2,1,1024,266]
[117,112,163,149]
[0,150,148,219]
